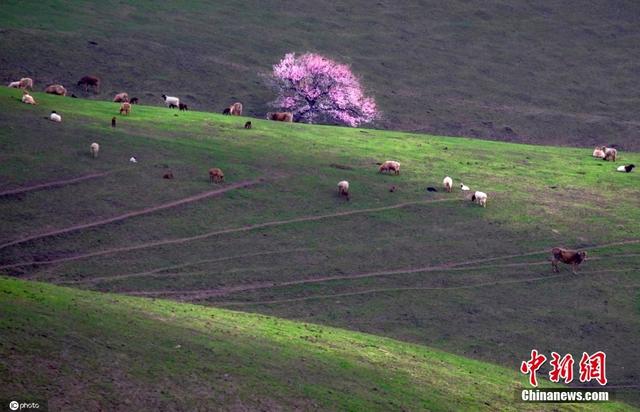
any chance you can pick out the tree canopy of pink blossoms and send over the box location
[270,53,378,127]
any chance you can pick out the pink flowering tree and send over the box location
[270,53,378,126]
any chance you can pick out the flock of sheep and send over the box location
[7,73,635,274]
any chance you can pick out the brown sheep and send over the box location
[229,102,243,116]
[77,75,100,93]
[163,170,174,179]
[222,107,231,115]
[209,168,224,183]
[113,92,129,103]
[119,102,131,115]
[551,247,587,274]
[44,84,67,96]
[603,148,617,162]
[266,112,294,122]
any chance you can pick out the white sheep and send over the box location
[592,146,606,158]
[162,94,180,108]
[443,176,453,192]
[49,111,62,122]
[21,92,36,105]
[460,183,470,191]
[90,142,100,158]
[8,81,21,88]
[471,191,487,207]
[129,156,137,163]
[337,180,350,201]
[617,164,635,173]
[379,160,400,175]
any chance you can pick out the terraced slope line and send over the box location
[0,197,459,269]
[0,171,111,197]
[0,179,262,250]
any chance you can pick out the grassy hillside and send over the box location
[0,87,639,407]
[1,277,635,411]
[1,1,640,148]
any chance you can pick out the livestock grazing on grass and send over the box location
[337,180,350,201]
[389,185,396,192]
[222,107,231,115]
[244,121,252,129]
[111,117,116,128]
[129,97,139,104]
[617,164,635,173]
[179,102,188,111]
[113,92,129,103]
[379,160,400,175]
[44,84,67,96]
[443,176,453,192]
[551,247,586,274]
[460,183,470,191]
[119,102,131,115]
[77,75,100,92]
[592,146,606,159]
[8,81,21,88]
[19,78,33,90]
[209,168,224,183]
[90,142,100,158]
[266,112,293,122]
[229,102,243,116]
[129,156,137,163]
[21,91,36,105]
[48,111,61,122]
[163,170,174,179]
[470,191,487,207]
[162,94,179,108]
[604,147,617,162]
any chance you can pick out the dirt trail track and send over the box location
[0,197,460,269]
[0,179,262,251]
[0,172,111,197]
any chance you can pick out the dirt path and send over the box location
[0,179,262,251]
[218,268,637,306]
[0,197,459,269]
[0,171,111,197]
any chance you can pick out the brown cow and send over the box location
[113,92,129,103]
[229,102,243,116]
[209,168,224,183]
[77,75,100,93]
[119,102,131,115]
[267,112,293,122]
[44,84,67,96]
[551,247,587,274]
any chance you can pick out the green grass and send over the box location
[0,276,634,411]
[0,87,639,408]
[1,1,639,149]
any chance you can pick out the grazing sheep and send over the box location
[266,112,294,122]
[163,170,174,179]
[49,111,62,122]
[44,84,67,96]
[90,142,100,158]
[129,156,137,163]
[179,103,188,111]
[426,187,438,192]
[222,107,231,115]
[337,180,350,201]
[77,75,100,93]
[389,185,396,192]
[443,176,453,192]
[229,102,243,116]
[592,146,606,159]
[8,81,21,88]
[21,91,36,105]
[113,92,129,103]
[551,247,586,274]
[129,97,139,104]
[161,94,180,108]
[19,78,33,90]
[379,160,400,175]
[111,117,116,128]
[617,164,635,173]
[604,147,617,161]
[244,121,252,129]
[460,183,470,191]
[471,191,487,207]
[209,168,224,183]
[119,102,131,115]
